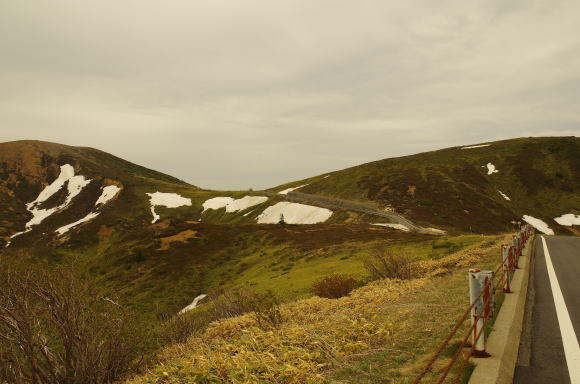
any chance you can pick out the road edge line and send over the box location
[468,235,534,384]
[541,236,580,382]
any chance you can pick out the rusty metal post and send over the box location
[502,244,511,293]
[469,269,493,357]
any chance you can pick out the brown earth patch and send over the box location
[97,225,115,238]
[158,229,199,251]
[151,219,173,230]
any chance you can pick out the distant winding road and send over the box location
[265,190,443,235]
[515,236,580,383]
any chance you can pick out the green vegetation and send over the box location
[0,137,577,383]
[270,137,580,234]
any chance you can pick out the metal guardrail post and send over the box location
[502,245,511,293]
[469,269,494,357]
[512,236,520,268]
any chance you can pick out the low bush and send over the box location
[364,249,415,280]
[312,274,357,299]
[0,265,144,384]
[210,287,284,329]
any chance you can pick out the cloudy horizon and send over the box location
[1,0,579,190]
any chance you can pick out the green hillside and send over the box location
[271,137,580,234]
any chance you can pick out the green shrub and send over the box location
[364,249,415,280]
[210,287,284,329]
[312,274,357,299]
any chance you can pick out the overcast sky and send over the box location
[1,0,579,189]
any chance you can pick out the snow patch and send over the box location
[257,202,332,224]
[29,164,75,206]
[278,184,308,195]
[7,165,92,246]
[56,212,100,235]
[554,213,580,226]
[147,192,192,224]
[202,196,268,213]
[498,191,511,201]
[225,196,268,213]
[372,223,410,232]
[202,197,234,212]
[462,144,490,149]
[54,186,121,236]
[179,294,208,315]
[427,227,447,234]
[96,185,121,206]
[483,163,499,175]
[523,215,554,235]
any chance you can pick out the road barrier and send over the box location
[413,224,535,383]
[265,190,441,235]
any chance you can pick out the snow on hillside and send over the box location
[147,192,192,224]
[372,223,410,232]
[484,163,499,175]
[7,164,92,246]
[278,184,308,195]
[30,164,75,205]
[202,197,234,212]
[427,227,447,234]
[55,185,122,235]
[523,215,554,235]
[226,196,268,212]
[554,213,580,226]
[179,294,208,315]
[257,202,332,224]
[56,212,100,235]
[202,196,268,213]
[498,191,511,201]
[462,144,490,149]
[96,185,121,206]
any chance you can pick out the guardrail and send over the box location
[264,190,441,235]
[413,224,535,383]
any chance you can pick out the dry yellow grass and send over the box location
[126,235,505,384]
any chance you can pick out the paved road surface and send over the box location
[514,236,580,383]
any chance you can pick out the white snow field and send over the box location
[202,196,269,213]
[523,215,554,235]
[56,212,100,235]
[427,227,447,234]
[484,163,499,175]
[225,196,268,213]
[55,185,122,235]
[178,294,208,315]
[462,144,491,149]
[498,191,511,201]
[278,184,308,195]
[256,202,332,224]
[372,223,410,232]
[202,197,234,212]
[30,164,75,205]
[554,213,580,226]
[96,185,121,206]
[7,164,92,246]
[147,192,192,224]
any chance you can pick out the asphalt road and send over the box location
[514,236,580,383]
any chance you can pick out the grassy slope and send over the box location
[29,218,483,321]
[125,235,506,384]
[0,138,576,382]
[270,137,580,234]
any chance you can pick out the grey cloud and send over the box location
[0,0,579,190]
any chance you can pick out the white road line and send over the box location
[542,236,580,382]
